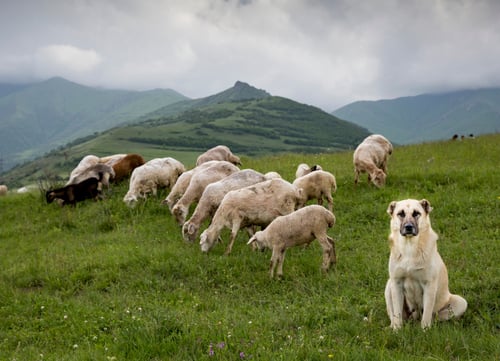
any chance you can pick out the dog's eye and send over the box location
[397,211,405,218]
[412,210,421,218]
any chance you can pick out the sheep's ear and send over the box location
[420,199,432,214]
[247,236,256,245]
[387,201,397,216]
[187,224,195,235]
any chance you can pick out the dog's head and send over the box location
[387,199,432,237]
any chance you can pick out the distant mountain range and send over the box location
[332,88,500,144]
[0,77,188,171]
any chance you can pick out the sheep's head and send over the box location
[182,222,199,243]
[172,204,188,225]
[370,169,387,188]
[123,193,138,207]
[199,230,217,253]
[247,231,268,251]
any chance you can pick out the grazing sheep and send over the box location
[199,178,303,255]
[172,161,239,225]
[295,163,323,179]
[293,170,337,212]
[247,205,336,278]
[111,153,145,182]
[0,184,7,196]
[182,169,269,242]
[196,145,242,166]
[46,178,102,206]
[66,163,115,188]
[353,134,393,187]
[123,157,185,206]
[68,155,100,183]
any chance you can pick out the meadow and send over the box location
[0,134,498,360]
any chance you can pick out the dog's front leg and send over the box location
[389,278,405,329]
[421,280,438,329]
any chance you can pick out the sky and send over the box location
[1,0,500,111]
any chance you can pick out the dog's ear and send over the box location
[387,201,397,216]
[420,199,432,214]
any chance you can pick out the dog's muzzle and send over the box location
[401,222,418,236]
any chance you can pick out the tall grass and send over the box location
[0,134,499,360]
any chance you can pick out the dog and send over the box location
[384,199,467,330]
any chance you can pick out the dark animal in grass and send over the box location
[46,178,102,206]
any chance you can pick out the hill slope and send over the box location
[0,77,188,171]
[332,88,500,144]
[1,93,370,186]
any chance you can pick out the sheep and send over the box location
[172,161,240,225]
[68,155,100,183]
[182,169,270,242]
[199,178,303,255]
[293,170,337,212]
[0,185,7,196]
[46,178,102,206]
[123,157,185,206]
[111,153,145,182]
[295,163,323,179]
[66,163,115,188]
[247,205,336,278]
[353,134,393,187]
[99,154,126,166]
[196,145,242,166]
[161,160,231,212]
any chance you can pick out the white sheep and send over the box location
[182,169,269,242]
[67,155,100,184]
[66,163,116,189]
[199,178,303,255]
[171,161,240,225]
[293,170,337,212]
[353,134,393,187]
[196,145,242,166]
[123,157,185,206]
[247,205,336,278]
[295,163,323,179]
[0,184,7,196]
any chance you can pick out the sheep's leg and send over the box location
[325,193,334,212]
[327,236,337,265]
[354,169,360,185]
[276,248,286,278]
[317,234,334,272]
[269,249,279,278]
[224,220,241,255]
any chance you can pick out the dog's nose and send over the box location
[402,223,417,236]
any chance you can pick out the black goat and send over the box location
[46,177,101,206]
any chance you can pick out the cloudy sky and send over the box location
[1,0,500,110]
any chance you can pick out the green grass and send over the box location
[0,134,499,360]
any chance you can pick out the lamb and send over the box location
[161,160,223,212]
[123,157,185,206]
[293,170,337,212]
[46,178,102,206]
[196,145,242,166]
[171,161,240,225]
[247,205,336,278]
[67,155,100,183]
[66,163,115,188]
[0,185,7,196]
[182,169,270,242]
[199,178,303,255]
[111,153,146,183]
[295,163,323,179]
[353,134,393,188]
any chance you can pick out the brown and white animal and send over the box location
[0,184,7,196]
[171,161,239,225]
[353,134,393,187]
[248,205,336,278]
[46,178,102,206]
[111,153,145,182]
[196,145,242,166]
[123,157,185,206]
[293,170,337,212]
[182,169,270,242]
[199,178,303,255]
[66,163,115,188]
[385,199,467,330]
[295,163,323,179]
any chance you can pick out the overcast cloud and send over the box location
[1,0,499,110]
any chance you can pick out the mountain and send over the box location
[332,88,500,144]
[1,87,370,186]
[0,77,188,171]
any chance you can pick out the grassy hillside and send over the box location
[0,77,188,171]
[1,96,370,188]
[333,88,500,144]
[0,134,498,360]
